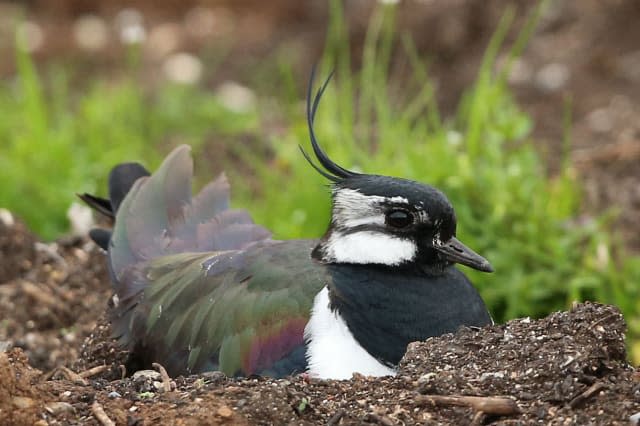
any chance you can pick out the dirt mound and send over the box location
[0,216,111,373]
[2,212,640,424]
[0,212,37,285]
[400,302,634,424]
[3,299,639,424]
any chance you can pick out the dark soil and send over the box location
[2,212,640,425]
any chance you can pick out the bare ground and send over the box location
[1,212,640,425]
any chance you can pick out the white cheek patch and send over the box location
[325,231,417,266]
[342,215,385,228]
[304,287,397,379]
[332,189,409,230]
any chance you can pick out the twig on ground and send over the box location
[569,382,607,409]
[78,364,110,379]
[59,366,88,385]
[415,394,520,415]
[92,401,115,426]
[42,366,88,385]
[152,362,172,392]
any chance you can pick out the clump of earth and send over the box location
[1,214,640,425]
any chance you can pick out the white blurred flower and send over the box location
[215,81,256,113]
[162,52,203,84]
[17,21,44,52]
[0,208,14,227]
[73,15,109,51]
[446,130,462,146]
[115,8,146,45]
[67,202,94,236]
[534,63,570,93]
[147,23,182,59]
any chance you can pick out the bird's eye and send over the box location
[385,209,414,229]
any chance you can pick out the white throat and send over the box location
[320,231,417,266]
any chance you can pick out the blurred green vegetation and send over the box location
[0,36,258,238]
[2,2,640,361]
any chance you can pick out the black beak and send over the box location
[433,237,494,272]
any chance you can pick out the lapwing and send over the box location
[80,73,493,379]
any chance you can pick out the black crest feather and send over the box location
[300,67,359,183]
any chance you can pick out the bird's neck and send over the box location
[325,263,487,366]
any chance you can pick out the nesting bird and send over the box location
[80,73,493,379]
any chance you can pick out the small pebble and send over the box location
[12,396,35,409]
[108,391,121,399]
[132,370,162,381]
[45,401,74,415]
[217,405,233,418]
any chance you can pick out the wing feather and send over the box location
[124,240,327,376]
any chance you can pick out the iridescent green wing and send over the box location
[131,239,327,376]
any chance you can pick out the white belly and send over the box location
[304,287,397,379]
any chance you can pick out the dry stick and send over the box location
[78,364,110,379]
[41,366,88,385]
[152,362,172,393]
[92,401,116,426]
[569,382,607,409]
[415,395,520,416]
[42,365,103,384]
[40,366,59,382]
[58,366,88,385]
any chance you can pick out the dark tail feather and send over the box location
[79,162,150,248]
[89,228,112,250]
[78,193,114,219]
[108,163,151,213]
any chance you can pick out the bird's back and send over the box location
[94,146,327,376]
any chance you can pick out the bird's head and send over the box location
[302,72,493,274]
